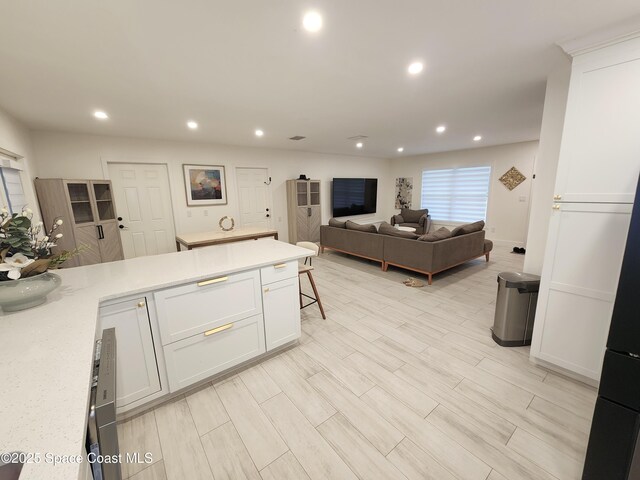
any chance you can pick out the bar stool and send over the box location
[296,242,326,320]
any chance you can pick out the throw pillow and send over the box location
[392,214,404,225]
[451,220,485,237]
[378,221,419,239]
[418,227,452,242]
[345,220,378,233]
[400,208,428,223]
[328,218,347,228]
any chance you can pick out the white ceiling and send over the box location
[0,1,638,158]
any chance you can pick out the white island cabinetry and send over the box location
[2,239,310,480]
[150,260,301,394]
[261,261,301,350]
[98,296,161,407]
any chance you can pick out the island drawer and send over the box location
[163,314,266,392]
[261,260,298,285]
[154,269,262,345]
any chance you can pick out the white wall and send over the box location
[29,131,394,243]
[0,107,39,220]
[523,57,572,275]
[389,141,538,245]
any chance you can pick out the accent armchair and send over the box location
[391,208,431,234]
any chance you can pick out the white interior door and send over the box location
[108,163,176,258]
[236,167,271,228]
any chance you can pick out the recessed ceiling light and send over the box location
[356,142,363,149]
[436,125,446,133]
[302,11,322,32]
[407,62,424,75]
[255,129,264,137]
[473,135,482,141]
[187,121,198,130]
[397,147,404,153]
[93,111,108,120]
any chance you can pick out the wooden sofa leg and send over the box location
[427,273,433,285]
[485,252,490,262]
[320,245,325,254]
[382,262,388,272]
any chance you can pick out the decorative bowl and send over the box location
[0,272,62,312]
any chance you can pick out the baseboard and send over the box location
[529,355,599,388]
[491,238,525,248]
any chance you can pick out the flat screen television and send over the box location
[332,178,378,217]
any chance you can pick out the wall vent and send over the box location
[289,136,306,141]
[347,135,368,140]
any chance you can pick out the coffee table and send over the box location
[176,226,279,250]
[395,226,417,233]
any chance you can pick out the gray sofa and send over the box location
[320,222,492,284]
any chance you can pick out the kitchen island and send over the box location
[0,239,310,480]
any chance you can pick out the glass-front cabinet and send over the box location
[66,182,94,224]
[92,181,116,221]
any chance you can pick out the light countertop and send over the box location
[0,239,310,480]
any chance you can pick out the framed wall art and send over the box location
[183,164,227,206]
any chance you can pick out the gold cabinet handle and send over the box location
[264,287,270,293]
[273,263,287,269]
[137,301,146,308]
[204,323,233,336]
[198,276,228,287]
[553,204,561,210]
[553,194,562,200]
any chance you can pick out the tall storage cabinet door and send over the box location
[554,40,640,203]
[263,277,300,350]
[531,202,632,380]
[296,207,310,242]
[74,225,102,266]
[99,298,161,408]
[308,206,321,242]
[97,222,124,263]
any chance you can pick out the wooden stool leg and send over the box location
[306,270,326,320]
[298,276,304,309]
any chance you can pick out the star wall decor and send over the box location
[499,166,526,191]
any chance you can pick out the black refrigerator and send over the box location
[582,177,640,480]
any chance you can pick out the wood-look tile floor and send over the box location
[118,245,596,480]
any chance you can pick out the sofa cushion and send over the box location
[328,218,347,228]
[378,221,419,239]
[345,220,378,233]
[400,208,428,223]
[451,220,485,237]
[418,227,452,242]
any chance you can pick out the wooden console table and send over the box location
[176,227,279,250]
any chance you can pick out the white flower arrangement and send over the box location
[0,208,82,281]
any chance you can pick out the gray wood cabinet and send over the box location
[34,178,124,267]
[286,179,321,243]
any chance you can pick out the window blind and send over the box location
[0,167,27,214]
[420,166,491,223]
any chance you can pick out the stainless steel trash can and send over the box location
[492,272,540,347]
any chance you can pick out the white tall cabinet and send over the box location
[530,35,640,382]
